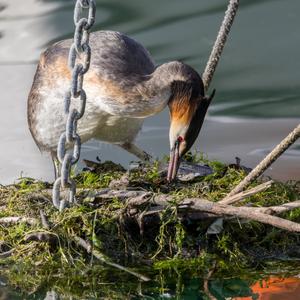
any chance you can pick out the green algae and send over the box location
[0,153,299,298]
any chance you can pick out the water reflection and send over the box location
[1,272,300,299]
[234,277,300,300]
[0,0,299,185]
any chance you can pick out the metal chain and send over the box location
[52,0,96,211]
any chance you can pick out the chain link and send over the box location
[52,0,96,211]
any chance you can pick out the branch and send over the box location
[0,216,37,225]
[202,0,239,91]
[137,195,300,232]
[72,235,150,282]
[259,200,300,215]
[24,231,58,245]
[0,249,14,258]
[219,180,273,205]
[222,123,300,201]
[40,210,51,229]
[186,198,300,232]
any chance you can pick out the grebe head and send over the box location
[167,74,215,182]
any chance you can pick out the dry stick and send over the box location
[202,0,239,91]
[219,180,273,205]
[216,200,300,215]
[185,200,300,221]
[142,194,300,231]
[94,180,272,208]
[222,123,300,202]
[72,235,150,282]
[0,249,14,258]
[189,199,300,232]
[261,200,300,215]
[0,216,37,225]
[203,204,300,231]
[39,209,51,229]
[24,231,57,244]
[150,196,300,232]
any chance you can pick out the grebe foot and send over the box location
[119,142,152,162]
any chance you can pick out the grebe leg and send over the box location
[119,142,152,162]
[51,151,61,179]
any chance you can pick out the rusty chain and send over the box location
[52,0,96,211]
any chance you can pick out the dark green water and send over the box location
[0,0,300,298]
[1,263,300,299]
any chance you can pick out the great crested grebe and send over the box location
[27,30,214,181]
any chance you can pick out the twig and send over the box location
[185,199,300,232]
[219,180,273,205]
[126,193,153,207]
[43,188,147,203]
[139,195,300,232]
[24,231,58,244]
[0,241,14,258]
[202,0,239,91]
[183,199,300,232]
[40,210,51,229]
[140,199,300,221]
[0,249,14,258]
[259,200,300,215]
[0,216,37,225]
[72,235,150,282]
[222,123,300,201]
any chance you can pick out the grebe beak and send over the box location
[167,138,181,182]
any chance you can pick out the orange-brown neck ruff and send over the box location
[168,81,199,126]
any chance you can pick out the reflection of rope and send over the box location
[202,0,239,91]
[52,0,96,211]
[203,261,217,300]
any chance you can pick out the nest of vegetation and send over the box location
[0,153,300,298]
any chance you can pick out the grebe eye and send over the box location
[177,136,184,142]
